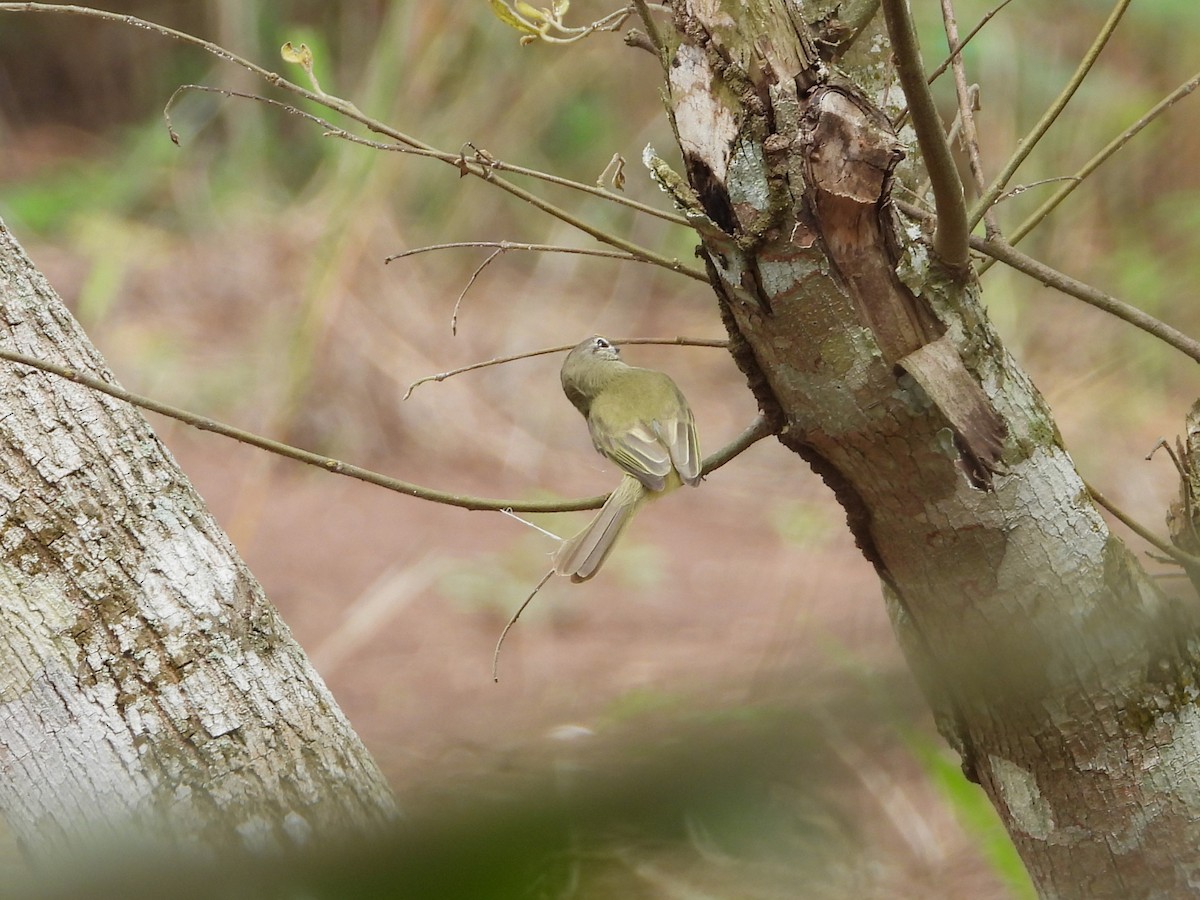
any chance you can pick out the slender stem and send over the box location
[1004,70,1200,249]
[631,0,664,54]
[404,337,729,399]
[1086,480,1200,570]
[941,0,999,239]
[698,414,775,476]
[881,0,969,269]
[926,0,1016,85]
[493,568,555,683]
[967,0,1132,230]
[3,6,701,276]
[0,346,762,514]
[969,235,1200,365]
[385,241,645,264]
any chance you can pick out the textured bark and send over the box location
[657,3,1200,896]
[0,221,396,870]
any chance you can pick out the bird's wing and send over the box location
[653,406,701,486]
[588,414,672,492]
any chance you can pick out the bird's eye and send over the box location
[594,337,610,349]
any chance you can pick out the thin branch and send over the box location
[385,241,645,265]
[969,235,1200,365]
[450,248,502,336]
[0,347,603,512]
[894,197,1200,364]
[631,0,664,55]
[0,346,763,514]
[1085,480,1200,571]
[386,241,657,335]
[404,337,729,399]
[881,0,969,270]
[1003,69,1200,249]
[940,0,999,239]
[164,83,706,283]
[492,568,555,683]
[2,6,701,279]
[925,0,1016,85]
[166,83,690,231]
[996,177,1081,202]
[697,414,775,476]
[967,0,1133,230]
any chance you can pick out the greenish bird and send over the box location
[555,336,702,582]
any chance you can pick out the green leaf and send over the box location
[487,0,539,35]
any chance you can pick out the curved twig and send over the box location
[941,0,998,240]
[403,337,729,399]
[0,346,763,514]
[1,7,701,276]
[162,84,707,282]
[385,241,645,265]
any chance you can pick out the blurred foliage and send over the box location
[906,732,1038,900]
[13,683,934,900]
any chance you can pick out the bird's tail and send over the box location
[554,475,647,582]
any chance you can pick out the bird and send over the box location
[554,336,701,582]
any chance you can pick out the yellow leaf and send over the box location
[280,41,313,68]
[553,0,569,16]
[488,0,539,34]
[515,1,547,22]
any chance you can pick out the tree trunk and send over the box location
[0,220,396,870]
[656,3,1200,896]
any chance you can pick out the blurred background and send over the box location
[1,0,1198,896]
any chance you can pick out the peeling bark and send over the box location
[0,221,396,870]
[658,3,1200,895]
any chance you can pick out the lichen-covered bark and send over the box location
[658,2,1200,896]
[0,221,396,870]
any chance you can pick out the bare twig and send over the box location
[451,248,502,335]
[895,197,1200,364]
[1003,70,1200,249]
[167,83,694,234]
[940,0,999,239]
[386,241,644,265]
[493,568,555,683]
[0,346,604,512]
[404,337,728,399]
[631,0,664,55]
[968,0,1133,230]
[0,345,763,513]
[386,241,657,335]
[881,0,969,269]
[996,177,1081,202]
[3,6,702,281]
[969,235,1200,365]
[165,83,706,282]
[1085,480,1200,571]
[926,0,1017,85]
[698,414,775,476]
